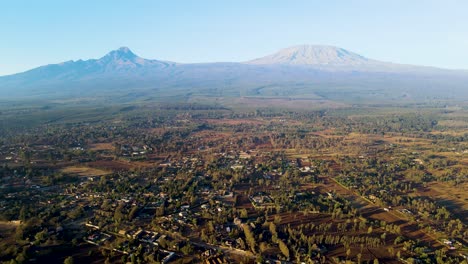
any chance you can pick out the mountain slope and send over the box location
[245,45,458,74]
[0,47,180,99]
[0,46,467,104]
[1,47,175,83]
[93,47,175,72]
[247,45,374,66]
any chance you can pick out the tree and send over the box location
[68,207,83,220]
[34,230,47,244]
[181,244,194,255]
[243,225,256,253]
[381,232,386,240]
[114,204,124,223]
[278,239,290,259]
[240,208,248,218]
[63,256,74,264]
[19,206,27,222]
[128,206,139,220]
[269,222,278,242]
[15,253,26,264]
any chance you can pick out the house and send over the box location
[128,228,143,239]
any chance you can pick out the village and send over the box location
[0,109,467,264]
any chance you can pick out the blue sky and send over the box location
[1,0,468,75]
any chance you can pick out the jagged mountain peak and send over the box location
[0,47,176,82]
[100,47,139,61]
[247,45,373,66]
[92,47,175,71]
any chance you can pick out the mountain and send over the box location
[246,45,459,74]
[247,45,374,66]
[0,47,180,99]
[0,46,467,104]
[93,47,175,71]
[3,47,175,81]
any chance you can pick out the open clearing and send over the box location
[61,166,111,177]
[326,177,444,249]
[0,221,19,236]
[0,221,19,230]
[421,182,468,223]
[89,143,114,151]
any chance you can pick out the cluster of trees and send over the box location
[1,105,466,263]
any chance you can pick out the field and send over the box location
[0,221,19,235]
[422,182,468,223]
[61,166,111,177]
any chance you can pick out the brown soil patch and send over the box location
[85,160,154,170]
[201,118,266,126]
[191,130,233,140]
[226,97,348,109]
[61,166,110,177]
[0,221,19,233]
[421,182,468,222]
[89,143,114,151]
[437,120,468,128]
[325,177,444,249]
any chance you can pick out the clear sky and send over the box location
[1,0,468,75]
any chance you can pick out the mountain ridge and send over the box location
[2,45,466,77]
[0,45,467,103]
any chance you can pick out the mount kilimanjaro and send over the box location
[248,45,373,66]
[0,45,467,104]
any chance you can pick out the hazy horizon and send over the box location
[2,43,467,78]
[1,0,468,75]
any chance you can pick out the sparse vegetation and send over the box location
[0,103,466,263]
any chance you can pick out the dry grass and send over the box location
[61,166,110,177]
[438,120,468,128]
[422,182,468,222]
[224,97,348,110]
[430,130,468,136]
[202,118,266,126]
[89,143,114,151]
[0,221,20,235]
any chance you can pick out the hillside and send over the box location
[0,46,467,105]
